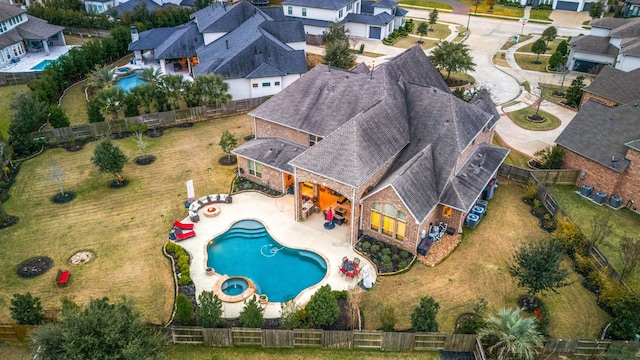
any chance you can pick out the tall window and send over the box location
[370,203,406,241]
[302,8,307,16]
[248,160,262,178]
[338,9,344,18]
[287,6,292,15]
[347,2,353,11]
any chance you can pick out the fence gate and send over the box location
[171,326,203,344]
[414,332,447,351]
[231,327,262,346]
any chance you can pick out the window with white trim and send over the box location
[370,203,406,241]
[347,2,353,11]
[248,160,262,178]
[338,9,343,18]
[302,8,307,16]
[287,6,292,15]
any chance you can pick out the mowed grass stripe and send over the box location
[0,115,251,324]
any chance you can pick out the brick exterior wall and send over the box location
[562,148,640,208]
[580,92,619,108]
[237,156,286,193]
[255,117,310,147]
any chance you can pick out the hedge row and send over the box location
[166,242,192,286]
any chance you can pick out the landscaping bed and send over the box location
[355,236,415,274]
[233,177,282,197]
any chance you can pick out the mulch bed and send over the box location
[0,215,19,229]
[134,155,156,166]
[355,236,414,273]
[52,192,76,203]
[15,256,53,278]
[144,128,164,138]
[109,179,129,189]
[218,155,237,166]
[233,177,282,196]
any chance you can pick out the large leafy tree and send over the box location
[429,41,476,80]
[531,38,547,64]
[541,26,557,46]
[565,75,585,108]
[87,98,107,123]
[590,0,604,18]
[9,292,45,325]
[91,138,128,183]
[324,21,356,69]
[478,308,544,360]
[411,296,439,332]
[196,291,225,328]
[30,297,169,359]
[508,240,570,302]
[306,285,340,328]
[8,92,49,157]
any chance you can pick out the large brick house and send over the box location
[579,66,640,107]
[232,46,508,253]
[555,99,640,211]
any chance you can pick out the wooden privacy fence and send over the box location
[32,96,269,144]
[171,327,479,352]
[0,325,35,341]
[498,163,580,186]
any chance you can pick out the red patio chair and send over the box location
[346,271,354,278]
[353,268,360,276]
[173,220,194,230]
[175,231,196,240]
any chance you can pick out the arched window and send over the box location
[370,203,406,241]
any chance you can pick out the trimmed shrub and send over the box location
[175,294,195,325]
[239,297,264,328]
[554,216,588,255]
[380,305,396,332]
[306,285,339,328]
[411,296,439,332]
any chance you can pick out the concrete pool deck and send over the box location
[177,192,377,319]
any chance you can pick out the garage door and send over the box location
[582,2,591,11]
[369,26,381,39]
[555,1,579,10]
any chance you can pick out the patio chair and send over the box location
[346,271,354,278]
[342,256,349,263]
[352,257,360,268]
[353,268,360,277]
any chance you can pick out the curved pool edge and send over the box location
[213,275,256,303]
[203,218,331,308]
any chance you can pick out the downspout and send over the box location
[294,167,299,221]
[350,187,356,248]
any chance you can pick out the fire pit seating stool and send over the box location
[188,194,232,223]
[57,270,70,286]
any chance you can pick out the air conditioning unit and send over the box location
[465,213,480,229]
[609,194,622,208]
[471,206,485,220]
[476,199,488,210]
[580,185,593,197]
[595,191,607,205]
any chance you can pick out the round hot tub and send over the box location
[114,66,134,77]
[222,277,248,296]
[214,275,256,302]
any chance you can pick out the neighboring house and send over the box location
[280,0,407,40]
[567,17,640,73]
[86,0,194,14]
[84,0,118,14]
[128,1,307,100]
[555,100,640,211]
[518,0,593,11]
[623,0,640,17]
[0,2,66,67]
[233,46,508,254]
[579,66,640,107]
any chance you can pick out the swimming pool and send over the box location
[115,70,146,92]
[207,220,327,302]
[30,59,54,71]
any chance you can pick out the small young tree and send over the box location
[428,8,438,31]
[324,21,356,69]
[380,305,396,332]
[411,296,439,332]
[619,237,640,281]
[196,291,225,328]
[589,213,612,247]
[508,240,570,302]
[565,75,585,108]
[417,22,428,43]
[589,0,604,19]
[541,26,557,46]
[91,138,128,184]
[48,106,70,129]
[50,160,66,197]
[306,284,339,328]
[531,38,548,64]
[87,98,106,123]
[175,294,195,325]
[239,297,264,328]
[533,145,564,169]
[9,292,45,325]
[556,40,569,57]
[430,41,476,81]
[218,130,238,162]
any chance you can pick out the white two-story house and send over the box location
[281,0,406,40]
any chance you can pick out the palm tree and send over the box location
[194,74,231,107]
[138,67,163,85]
[477,308,544,360]
[130,84,155,114]
[96,87,125,120]
[87,65,115,91]
[159,74,187,110]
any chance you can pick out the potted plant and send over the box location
[258,294,268,304]
[205,267,215,276]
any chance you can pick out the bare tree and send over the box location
[50,161,65,197]
[620,237,640,281]
[134,131,147,157]
[589,213,612,247]
[349,36,359,50]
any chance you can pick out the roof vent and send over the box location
[635,101,639,107]
[345,75,349,80]
[280,143,285,147]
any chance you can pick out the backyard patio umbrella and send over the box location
[325,207,333,222]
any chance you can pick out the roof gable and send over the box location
[583,66,640,104]
[0,3,25,22]
[191,1,259,33]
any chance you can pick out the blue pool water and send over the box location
[30,59,54,71]
[207,220,327,302]
[115,70,146,92]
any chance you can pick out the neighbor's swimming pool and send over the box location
[30,59,54,71]
[207,220,327,302]
[115,70,146,92]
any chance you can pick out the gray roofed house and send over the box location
[282,0,351,10]
[580,66,640,106]
[237,46,507,253]
[127,1,307,100]
[568,17,640,72]
[0,2,67,67]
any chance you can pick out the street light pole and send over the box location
[467,11,471,30]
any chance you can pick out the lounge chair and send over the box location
[175,231,196,241]
[173,220,194,230]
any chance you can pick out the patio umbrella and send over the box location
[325,207,333,222]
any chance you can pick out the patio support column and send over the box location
[42,39,50,55]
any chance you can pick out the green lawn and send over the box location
[516,38,567,54]
[0,85,29,137]
[361,184,609,339]
[492,51,509,67]
[529,9,552,21]
[514,53,551,72]
[507,106,561,131]
[459,1,524,17]
[493,134,531,168]
[413,22,451,40]
[399,0,453,10]
[547,185,640,292]
[501,35,533,50]
[0,115,252,325]
[392,36,438,50]
[59,80,88,125]
[539,83,569,106]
